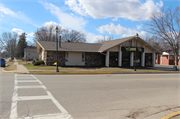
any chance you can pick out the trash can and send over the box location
[1,58,6,67]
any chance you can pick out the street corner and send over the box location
[162,111,180,119]
[1,68,29,74]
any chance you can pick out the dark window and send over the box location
[145,53,152,67]
[109,52,118,67]
[122,52,130,66]
[82,53,85,62]
[134,52,141,67]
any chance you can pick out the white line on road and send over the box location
[9,74,18,119]
[16,95,51,101]
[17,80,38,82]
[9,74,72,119]
[16,85,45,89]
[31,75,68,114]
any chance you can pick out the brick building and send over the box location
[157,52,180,66]
[37,36,160,67]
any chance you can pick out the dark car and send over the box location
[1,58,6,67]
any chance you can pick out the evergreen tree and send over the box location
[16,33,27,58]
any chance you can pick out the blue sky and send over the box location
[0,0,179,43]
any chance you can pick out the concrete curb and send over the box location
[2,68,179,75]
[2,68,29,74]
[161,111,180,119]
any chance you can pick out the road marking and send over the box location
[9,74,18,119]
[16,85,45,89]
[17,80,38,82]
[10,74,72,119]
[16,95,51,101]
[31,75,68,114]
[24,113,72,119]
[161,111,180,119]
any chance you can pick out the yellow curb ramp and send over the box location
[162,111,180,119]
[2,69,29,74]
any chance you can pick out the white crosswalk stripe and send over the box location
[9,74,73,119]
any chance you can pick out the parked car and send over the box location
[1,58,6,67]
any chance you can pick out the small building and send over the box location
[37,36,160,67]
[24,47,39,61]
[157,52,180,66]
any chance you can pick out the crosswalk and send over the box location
[9,74,72,119]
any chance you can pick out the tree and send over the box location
[33,25,65,43]
[145,7,180,68]
[61,30,86,43]
[16,33,27,58]
[33,25,86,43]
[144,35,169,52]
[94,36,114,43]
[1,32,18,59]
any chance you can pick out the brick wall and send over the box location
[45,51,65,66]
[85,52,105,67]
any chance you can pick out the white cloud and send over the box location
[11,28,34,37]
[43,21,58,27]
[96,23,146,38]
[27,32,34,37]
[65,0,86,16]
[112,17,118,21]
[137,24,143,30]
[86,33,113,43]
[39,1,86,31]
[11,28,24,35]
[1,15,4,17]
[0,3,39,27]
[65,0,163,21]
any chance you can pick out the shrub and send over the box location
[33,60,44,66]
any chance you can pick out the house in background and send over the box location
[37,36,161,67]
[24,47,39,61]
[157,51,180,66]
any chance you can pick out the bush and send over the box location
[33,60,44,66]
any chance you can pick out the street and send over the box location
[0,67,180,119]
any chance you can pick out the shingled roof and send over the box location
[37,41,102,53]
[37,36,161,54]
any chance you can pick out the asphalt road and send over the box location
[0,68,180,119]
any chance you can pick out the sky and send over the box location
[0,0,179,43]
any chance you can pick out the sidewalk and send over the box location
[12,58,29,73]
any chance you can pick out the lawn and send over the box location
[4,61,17,71]
[16,59,32,65]
[24,64,178,74]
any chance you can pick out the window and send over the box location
[82,53,85,62]
[66,52,68,62]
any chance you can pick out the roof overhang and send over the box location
[37,41,45,53]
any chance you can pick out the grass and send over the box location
[4,59,179,74]
[25,64,179,74]
[4,61,17,71]
[16,60,32,65]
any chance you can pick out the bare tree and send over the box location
[145,7,180,68]
[61,30,86,43]
[144,35,170,52]
[94,36,114,43]
[33,25,65,43]
[1,32,18,59]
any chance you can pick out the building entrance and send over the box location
[134,52,141,67]
[122,52,130,66]
[145,53,152,66]
[109,52,118,67]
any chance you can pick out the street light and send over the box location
[55,26,59,72]
[134,33,139,71]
